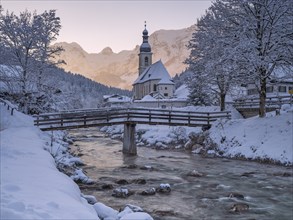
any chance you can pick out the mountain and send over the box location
[54,25,195,90]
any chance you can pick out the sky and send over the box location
[1,0,213,53]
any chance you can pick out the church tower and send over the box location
[138,22,152,75]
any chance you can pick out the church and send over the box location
[133,23,175,100]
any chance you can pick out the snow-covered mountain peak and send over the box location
[101,47,114,55]
[53,25,196,89]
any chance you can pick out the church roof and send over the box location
[133,60,174,85]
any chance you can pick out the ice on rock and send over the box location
[93,202,118,220]
[70,168,94,184]
[81,193,97,205]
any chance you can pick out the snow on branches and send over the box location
[186,0,293,115]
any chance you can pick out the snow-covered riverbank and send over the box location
[0,104,153,220]
[102,105,293,166]
[0,104,98,219]
[209,104,293,165]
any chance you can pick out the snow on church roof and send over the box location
[158,77,174,85]
[133,60,174,85]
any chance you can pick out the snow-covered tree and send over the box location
[186,63,215,106]
[187,0,293,115]
[0,9,62,113]
[186,2,239,111]
[33,10,63,90]
[233,0,293,117]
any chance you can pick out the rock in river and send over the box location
[131,178,147,184]
[229,203,249,212]
[112,187,133,198]
[140,188,156,196]
[187,170,204,177]
[228,192,245,200]
[156,183,171,193]
[116,179,129,185]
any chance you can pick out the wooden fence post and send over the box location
[207,112,210,125]
[149,110,151,123]
[127,109,130,121]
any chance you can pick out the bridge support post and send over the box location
[123,123,137,155]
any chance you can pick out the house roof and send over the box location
[133,60,174,85]
[103,94,131,103]
[271,66,293,83]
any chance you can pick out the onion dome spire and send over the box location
[140,21,151,52]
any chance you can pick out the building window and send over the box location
[289,86,293,91]
[164,93,168,96]
[278,86,287,93]
[266,86,274,93]
[165,87,167,90]
[247,89,258,95]
[145,57,148,66]
[153,84,157,91]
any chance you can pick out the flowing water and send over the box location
[69,128,293,220]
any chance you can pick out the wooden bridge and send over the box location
[232,95,292,118]
[34,107,231,155]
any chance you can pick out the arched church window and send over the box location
[144,57,149,66]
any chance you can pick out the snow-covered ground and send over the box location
[209,104,293,165]
[1,91,291,219]
[102,103,292,165]
[0,103,153,220]
[0,104,98,219]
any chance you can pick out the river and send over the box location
[69,128,293,220]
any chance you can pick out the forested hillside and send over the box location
[0,9,131,114]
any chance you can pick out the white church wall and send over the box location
[133,99,187,108]
[158,84,174,98]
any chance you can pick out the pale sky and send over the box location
[1,0,213,53]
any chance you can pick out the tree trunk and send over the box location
[259,77,266,118]
[21,69,28,114]
[220,93,226,111]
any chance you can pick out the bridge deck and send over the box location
[34,107,231,131]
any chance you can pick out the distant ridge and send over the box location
[53,25,195,89]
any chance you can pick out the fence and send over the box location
[0,98,17,115]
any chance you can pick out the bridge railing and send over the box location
[232,95,292,108]
[34,107,231,131]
